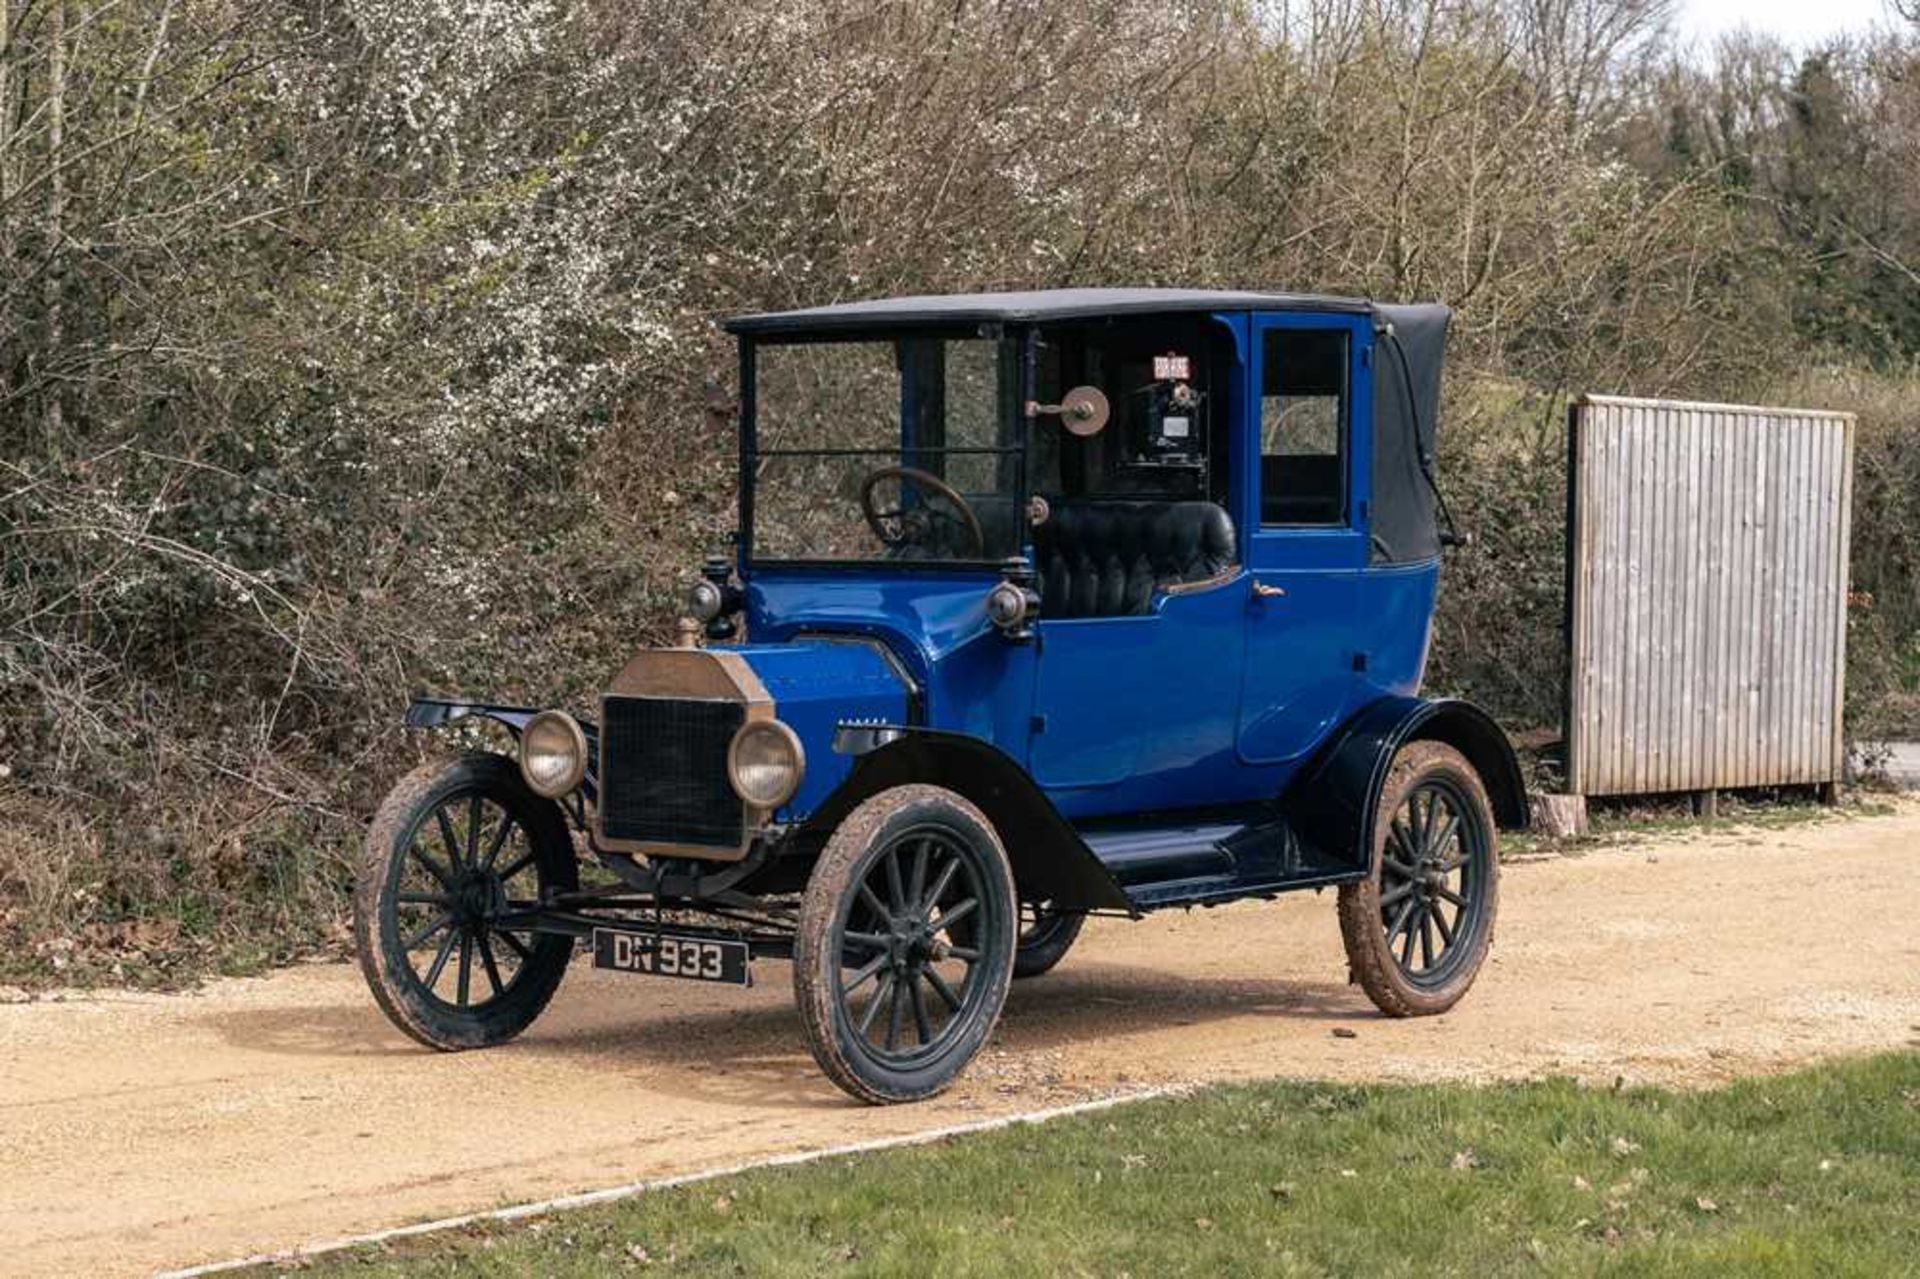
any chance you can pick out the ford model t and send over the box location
[356,288,1526,1104]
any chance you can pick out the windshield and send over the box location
[746,331,1026,565]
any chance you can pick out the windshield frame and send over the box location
[737,324,1035,573]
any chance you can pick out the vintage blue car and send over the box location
[356,288,1527,1104]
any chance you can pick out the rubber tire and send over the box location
[1013,905,1084,979]
[793,784,1017,1104]
[1337,740,1500,1017]
[355,752,578,1050]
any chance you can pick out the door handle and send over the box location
[1251,581,1286,599]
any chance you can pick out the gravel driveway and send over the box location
[4,800,1917,1277]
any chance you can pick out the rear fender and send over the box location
[1280,696,1527,872]
[795,729,1132,912]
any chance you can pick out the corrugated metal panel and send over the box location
[1566,395,1854,797]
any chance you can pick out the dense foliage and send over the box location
[2,0,1917,980]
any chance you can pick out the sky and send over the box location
[1677,0,1901,49]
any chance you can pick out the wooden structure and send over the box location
[1564,395,1854,799]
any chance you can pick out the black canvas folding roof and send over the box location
[1369,302,1450,564]
[724,287,1372,334]
[725,288,1451,565]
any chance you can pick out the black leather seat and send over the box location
[1034,500,1237,618]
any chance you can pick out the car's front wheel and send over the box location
[1337,741,1500,1017]
[793,785,1017,1104]
[355,753,578,1050]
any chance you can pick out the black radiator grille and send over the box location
[598,696,745,848]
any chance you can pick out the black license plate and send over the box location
[592,927,750,986]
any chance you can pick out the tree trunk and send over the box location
[1529,792,1589,839]
[45,0,66,437]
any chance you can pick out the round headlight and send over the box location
[520,710,587,799]
[688,578,724,622]
[727,719,805,809]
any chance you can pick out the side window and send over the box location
[1260,329,1349,526]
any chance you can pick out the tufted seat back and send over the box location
[1035,500,1237,619]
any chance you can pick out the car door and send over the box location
[1237,313,1372,775]
[1027,578,1248,817]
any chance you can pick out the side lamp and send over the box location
[687,553,746,641]
[986,556,1040,643]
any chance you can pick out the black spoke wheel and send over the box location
[355,753,577,1050]
[1337,741,1499,1017]
[1013,900,1083,979]
[794,785,1016,1104]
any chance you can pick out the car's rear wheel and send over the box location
[793,785,1017,1104]
[1337,741,1499,1017]
[355,753,577,1050]
[1013,901,1083,978]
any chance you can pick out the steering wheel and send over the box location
[858,466,985,557]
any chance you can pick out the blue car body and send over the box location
[416,288,1525,917]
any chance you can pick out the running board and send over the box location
[1077,810,1366,912]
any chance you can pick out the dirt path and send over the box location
[5,803,1918,1277]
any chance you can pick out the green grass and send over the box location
[296,1053,1920,1277]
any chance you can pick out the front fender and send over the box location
[1280,696,1527,872]
[796,729,1132,912]
[404,697,601,801]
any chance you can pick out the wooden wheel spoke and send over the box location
[422,929,458,990]
[435,807,466,872]
[858,974,894,1037]
[843,952,888,992]
[1434,884,1467,909]
[1427,810,1460,860]
[1385,895,1417,942]
[1419,913,1436,968]
[456,933,474,1005]
[1431,902,1457,947]
[930,897,976,934]
[924,964,963,1012]
[920,855,961,915]
[857,881,892,924]
[842,930,891,953]
[908,972,932,1044]
[884,973,906,1051]
[478,932,506,997]
[884,848,908,913]
[495,929,534,963]
[409,844,454,888]
[1379,881,1417,908]
[495,849,536,883]
[396,890,450,906]
[481,815,516,871]
[403,911,454,951]
[907,842,929,914]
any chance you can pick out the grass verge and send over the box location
[291,1052,1920,1277]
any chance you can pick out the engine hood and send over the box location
[719,637,910,818]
